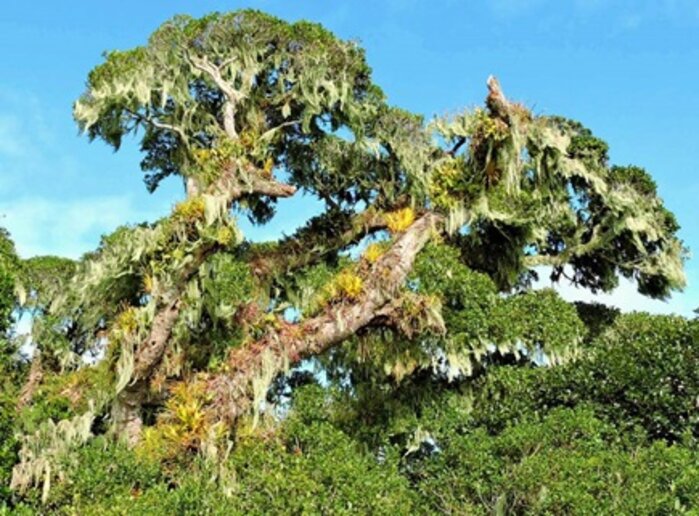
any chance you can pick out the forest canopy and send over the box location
[1,9,696,514]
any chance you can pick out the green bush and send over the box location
[409,406,699,515]
[24,406,417,514]
[472,313,699,441]
[9,312,699,514]
[0,394,19,505]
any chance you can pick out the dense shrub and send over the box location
[410,407,699,514]
[16,407,417,514]
[0,395,19,505]
[472,313,699,441]
[7,311,698,513]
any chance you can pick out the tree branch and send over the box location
[124,108,187,142]
[447,136,466,157]
[190,54,242,139]
[486,75,512,122]
[248,208,388,279]
[16,353,43,410]
[205,211,443,424]
[112,164,295,443]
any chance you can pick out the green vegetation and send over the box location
[5,308,698,514]
[1,9,695,514]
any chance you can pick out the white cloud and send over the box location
[534,266,695,317]
[0,195,169,259]
[0,86,181,259]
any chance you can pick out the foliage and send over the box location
[573,300,621,342]
[7,309,699,514]
[470,313,699,442]
[17,361,113,435]
[0,229,20,506]
[0,228,21,377]
[6,9,694,512]
[74,10,383,204]
[0,229,18,335]
[409,406,699,515]
[11,410,95,504]
[13,412,417,514]
[16,255,76,311]
[406,243,583,377]
[0,394,20,505]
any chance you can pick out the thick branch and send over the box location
[212,162,297,201]
[128,168,294,378]
[16,353,43,410]
[206,211,443,424]
[113,165,295,442]
[486,75,512,122]
[190,55,242,139]
[249,208,387,279]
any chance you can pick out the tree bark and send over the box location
[111,298,182,445]
[112,168,296,444]
[248,208,388,279]
[206,211,442,424]
[16,352,43,410]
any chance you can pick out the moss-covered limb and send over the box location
[123,165,295,361]
[211,161,297,200]
[248,207,388,279]
[34,164,268,441]
[74,10,380,195]
[428,80,684,297]
[206,211,442,425]
[108,166,295,442]
[16,354,43,410]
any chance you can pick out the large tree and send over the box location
[11,9,686,499]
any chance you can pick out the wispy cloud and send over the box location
[0,115,30,158]
[0,195,168,259]
[0,86,179,259]
[534,266,695,317]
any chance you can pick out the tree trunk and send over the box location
[111,381,146,445]
[111,298,181,444]
[16,352,43,410]
[111,169,297,444]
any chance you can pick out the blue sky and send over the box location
[0,0,697,315]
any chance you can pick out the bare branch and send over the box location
[124,108,187,141]
[447,136,466,157]
[190,54,243,139]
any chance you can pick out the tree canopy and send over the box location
[3,9,692,511]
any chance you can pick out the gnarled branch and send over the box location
[205,211,443,424]
[190,54,243,139]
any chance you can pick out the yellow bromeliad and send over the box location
[385,207,415,234]
[362,243,386,264]
[172,196,206,222]
[334,270,364,299]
